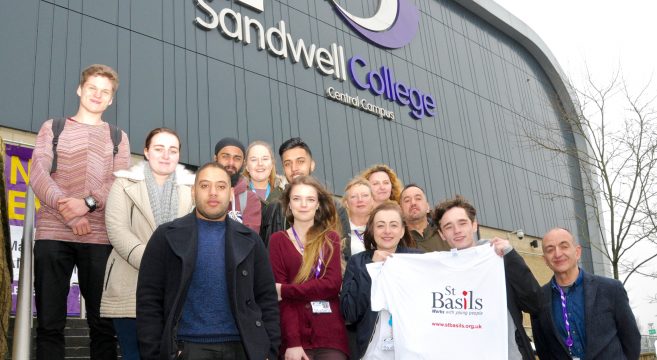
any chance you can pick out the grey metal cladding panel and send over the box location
[472,152,497,228]
[0,0,38,130]
[63,12,83,119]
[468,43,490,101]
[183,0,198,53]
[323,103,353,192]
[439,81,461,144]
[234,69,248,140]
[462,91,486,154]
[285,9,317,94]
[185,51,202,164]
[285,0,310,15]
[195,56,212,164]
[162,44,176,130]
[400,125,427,187]
[244,71,275,142]
[433,22,455,84]
[47,7,70,119]
[115,28,131,133]
[173,47,190,161]
[32,4,55,128]
[207,58,239,155]
[172,0,186,47]
[422,135,448,205]
[294,89,325,179]
[162,0,175,43]
[451,33,473,92]
[130,0,163,40]
[241,12,270,78]
[82,0,118,25]
[128,32,164,155]
[449,144,474,197]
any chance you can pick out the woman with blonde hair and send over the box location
[359,164,403,206]
[243,140,285,204]
[341,177,375,260]
[269,176,349,360]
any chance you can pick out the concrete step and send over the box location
[6,317,121,359]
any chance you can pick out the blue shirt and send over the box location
[551,269,586,359]
[177,219,240,343]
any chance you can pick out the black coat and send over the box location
[503,249,542,360]
[136,213,280,360]
[531,270,641,360]
[340,247,422,359]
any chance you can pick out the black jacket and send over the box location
[340,247,422,359]
[503,249,542,360]
[531,270,641,360]
[136,213,280,360]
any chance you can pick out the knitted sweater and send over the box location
[30,118,131,244]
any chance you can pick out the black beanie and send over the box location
[214,137,245,156]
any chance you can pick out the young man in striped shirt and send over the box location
[30,64,131,360]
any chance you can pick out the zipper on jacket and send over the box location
[104,258,115,291]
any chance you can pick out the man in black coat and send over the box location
[137,162,280,360]
[531,228,640,360]
[434,195,541,360]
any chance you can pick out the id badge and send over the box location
[310,301,332,314]
[381,337,394,351]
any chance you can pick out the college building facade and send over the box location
[0,0,606,277]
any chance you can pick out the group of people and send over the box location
[29,63,641,360]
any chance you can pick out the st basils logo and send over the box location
[329,0,420,49]
[432,285,483,310]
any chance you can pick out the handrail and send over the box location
[12,186,36,360]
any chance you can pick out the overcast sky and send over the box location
[492,0,657,333]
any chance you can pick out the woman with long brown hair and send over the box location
[269,176,349,360]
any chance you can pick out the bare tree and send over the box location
[525,69,657,285]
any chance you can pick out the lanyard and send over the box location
[291,226,323,278]
[557,285,574,351]
[249,181,271,199]
[353,229,364,244]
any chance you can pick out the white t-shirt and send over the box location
[368,245,508,360]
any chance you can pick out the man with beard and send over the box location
[259,137,349,246]
[214,137,262,233]
[399,184,449,252]
[136,162,280,360]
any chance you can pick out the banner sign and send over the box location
[5,143,80,316]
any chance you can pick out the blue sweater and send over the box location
[177,219,240,343]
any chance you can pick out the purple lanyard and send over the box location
[291,226,323,278]
[353,229,364,244]
[557,285,574,351]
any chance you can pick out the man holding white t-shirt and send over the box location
[434,195,541,360]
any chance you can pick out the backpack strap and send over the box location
[109,124,121,156]
[50,118,67,174]
[50,119,122,174]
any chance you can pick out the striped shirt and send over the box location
[30,118,131,244]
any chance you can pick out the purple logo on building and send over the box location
[330,0,419,49]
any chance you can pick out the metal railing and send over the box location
[12,186,36,360]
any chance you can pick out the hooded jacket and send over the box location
[100,162,195,318]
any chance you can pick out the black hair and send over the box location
[278,137,312,158]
